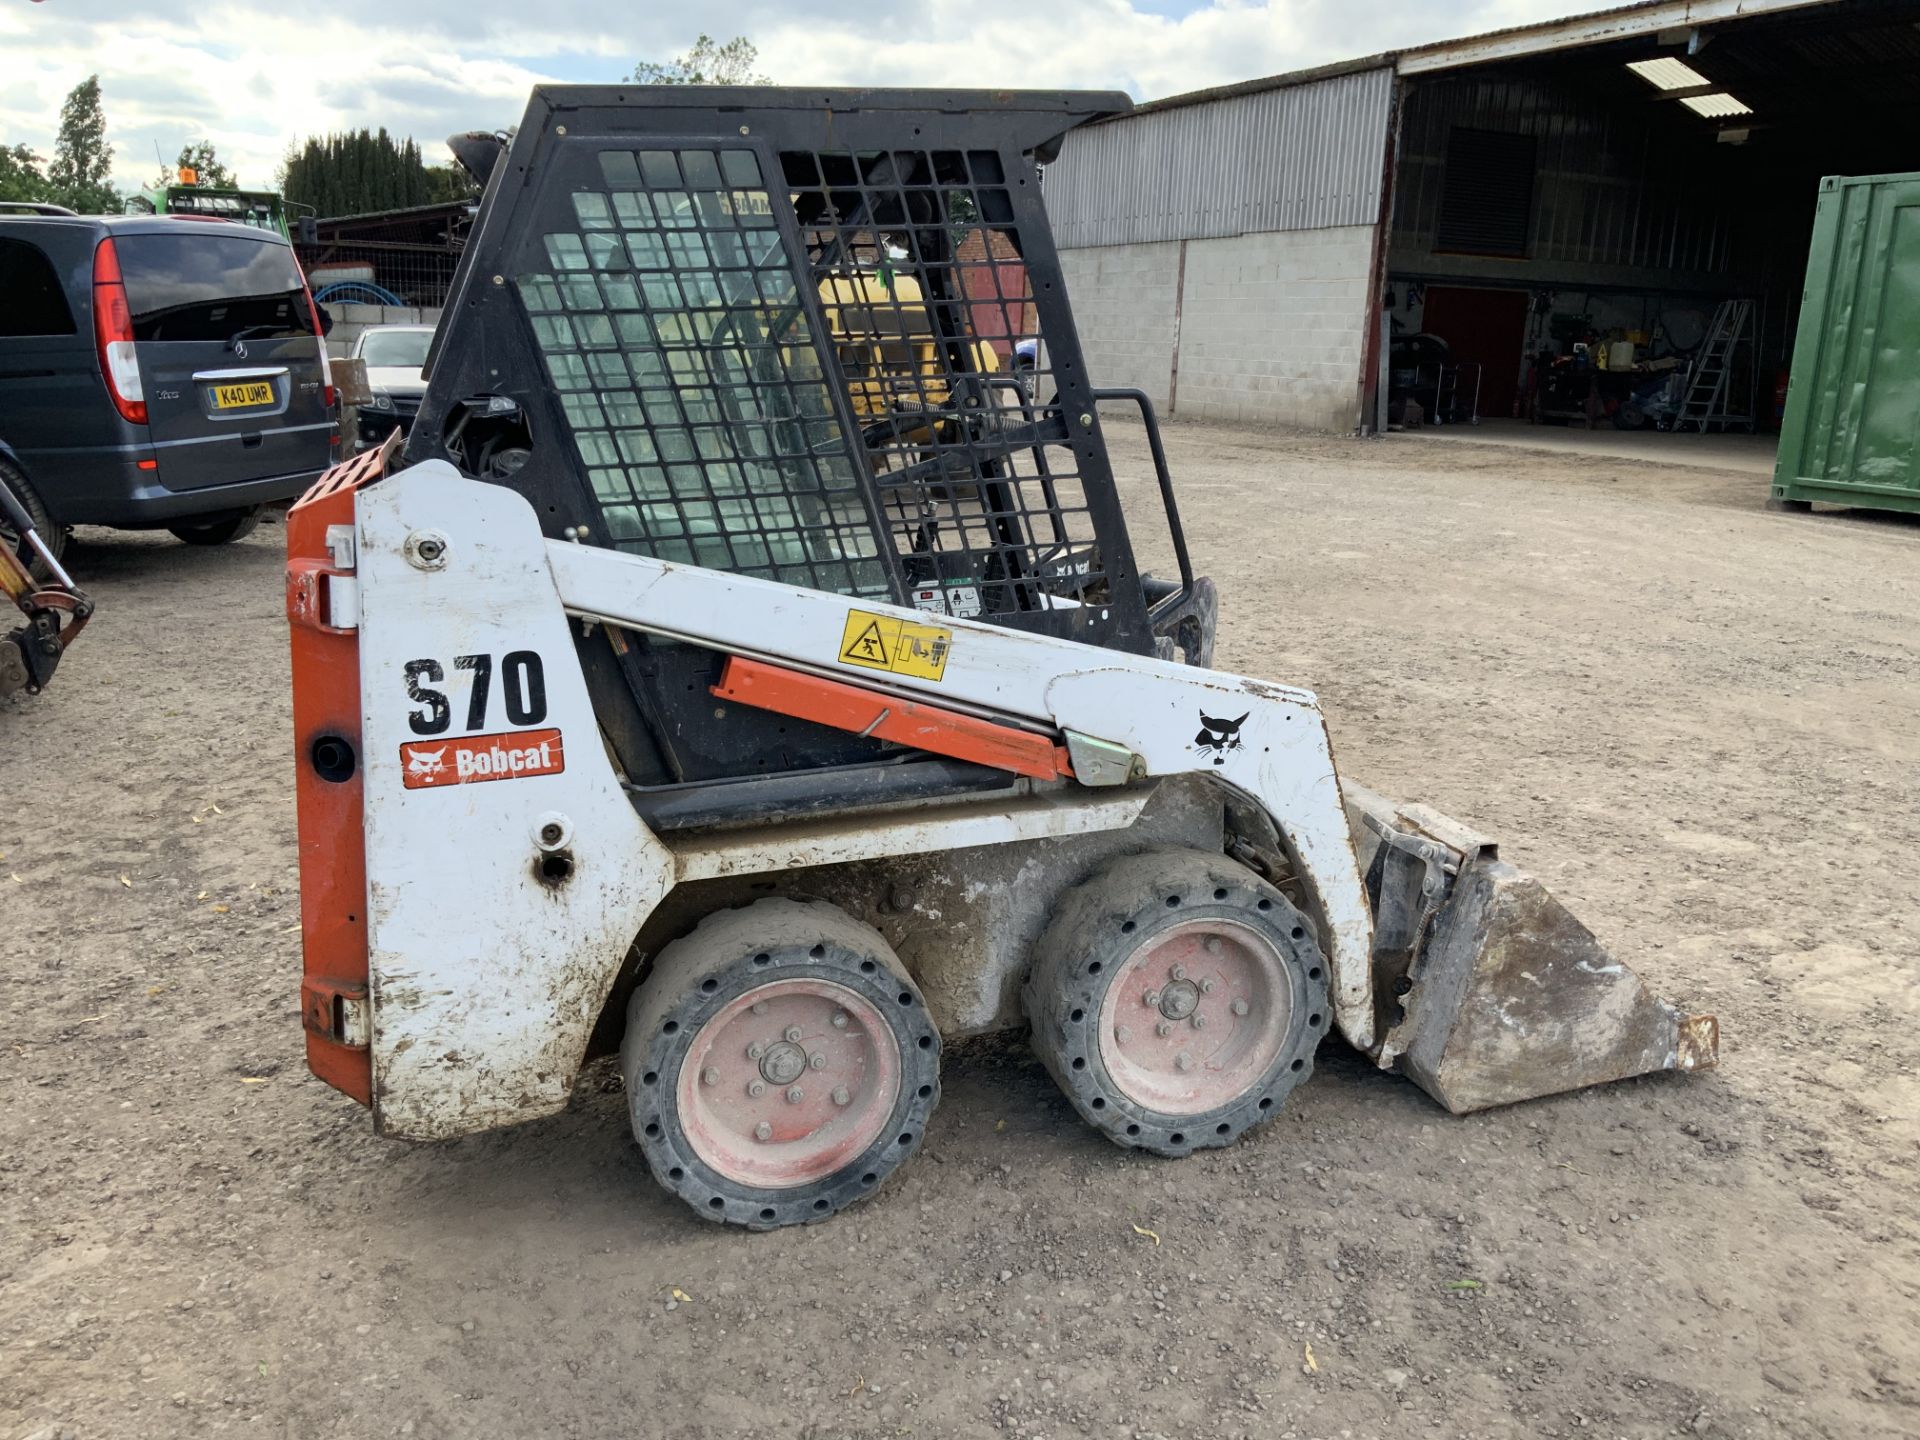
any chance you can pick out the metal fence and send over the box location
[296,240,461,308]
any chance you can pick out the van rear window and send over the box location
[116,233,314,344]
[0,238,75,337]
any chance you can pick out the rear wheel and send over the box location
[1025,848,1329,1156]
[0,457,64,581]
[168,506,263,546]
[621,899,941,1229]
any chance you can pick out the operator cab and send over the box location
[410,88,1213,811]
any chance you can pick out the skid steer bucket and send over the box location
[1346,785,1718,1113]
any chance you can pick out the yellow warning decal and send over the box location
[838,609,951,682]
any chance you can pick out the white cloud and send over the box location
[3,0,1626,197]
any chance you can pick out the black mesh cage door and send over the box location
[414,87,1152,653]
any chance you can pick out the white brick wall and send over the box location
[1059,240,1183,412]
[324,304,442,359]
[1059,225,1376,432]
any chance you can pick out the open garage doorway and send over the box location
[1379,0,1920,467]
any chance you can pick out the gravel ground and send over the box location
[3,421,1917,1440]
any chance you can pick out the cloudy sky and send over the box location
[6,0,1622,194]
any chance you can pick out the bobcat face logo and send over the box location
[1193,712,1248,765]
[406,746,447,779]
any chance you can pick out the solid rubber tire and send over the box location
[1024,848,1329,1157]
[621,898,941,1230]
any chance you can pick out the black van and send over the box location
[0,213,336,555]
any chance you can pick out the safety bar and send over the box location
[1090,388,1195,609]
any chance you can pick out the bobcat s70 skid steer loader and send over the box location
[288,87,1717,1228]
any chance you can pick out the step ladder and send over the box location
[1675,299,1756,433]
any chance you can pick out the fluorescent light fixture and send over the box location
[1681,92,1754,117]
[1627,56,1711,90]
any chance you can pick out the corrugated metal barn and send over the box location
[1044,0,1920,437]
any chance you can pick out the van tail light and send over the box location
[92,238,147,426]
[300,277,335,409]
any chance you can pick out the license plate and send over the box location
[209,381,274,410]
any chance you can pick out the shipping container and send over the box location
[1772,171,1920,516]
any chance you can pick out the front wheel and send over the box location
[1025,848,1329,1156]
[168,506,264,546]
[621,899,942,1229]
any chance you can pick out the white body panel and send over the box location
[352,462,1377,1139]
[355,469,673,1138]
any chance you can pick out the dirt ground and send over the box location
[4,422,1917,1440]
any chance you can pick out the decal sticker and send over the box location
[400,728,565,790]
[1193,711,1247,766]
[910,582,983,620]
[403,650,547,736]
[838,609,951,682]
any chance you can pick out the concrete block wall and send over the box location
[1060,241,1183,412]
[324,304,442,359]
[1059,225,1376,432]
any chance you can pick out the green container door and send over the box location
[1772,172,1920,515]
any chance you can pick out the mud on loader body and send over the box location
[288,87,1716,1228]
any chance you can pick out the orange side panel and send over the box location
[286,443,392,1107]
[713,656,1074,782]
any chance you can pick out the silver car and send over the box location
[350,324,434,450]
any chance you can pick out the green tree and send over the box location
[0,144,55,204]
[47,75,116,213]
[423,161,480,205]
[281,128,450,217]
[158,139,235,190]
[633,34,768,85]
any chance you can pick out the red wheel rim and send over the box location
[677,979,901,1188]
[1095,918,1292,1116]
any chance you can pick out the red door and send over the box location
[1418,286,1530,420]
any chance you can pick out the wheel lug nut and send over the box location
[754,1121,773,1141]
[1204,937,1222,955]
[1168,964,1186,981]
[746,1042,765,1060]
[783,1025,803,1043]
[1199,978,1216,994]
[748,1081,766,1097]
[785,1086,804,1104]
[1191,1014,1208,1030]
[1143,989,1161,1008]
[752,1001,769,1016]
[1115,1025,1132,1043]
[701,1067,720,1086]
[832,1086,851,1106]
[1175,1051,1194,1071]
[1155,1020,1172,1038]
[809,1052,827,1069]
[831,1011,849,1029]
[1231,998,1250,1016]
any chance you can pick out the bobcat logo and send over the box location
[1193,712,1248,765]
[406,746,447,779]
